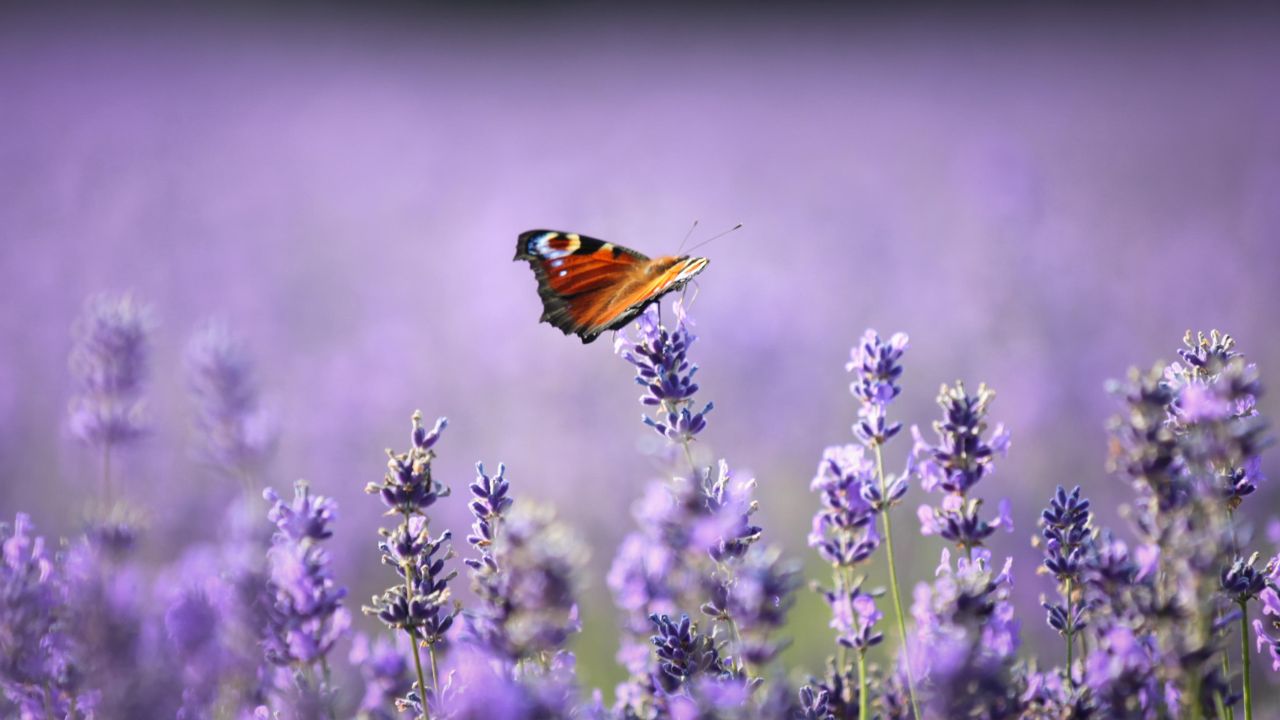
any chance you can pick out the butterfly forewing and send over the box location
[514,230,709,343]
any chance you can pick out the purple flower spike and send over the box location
[0,514,82,718]
[366,411,451,515]
[617,301,713,446]
[847,330,909,447]
[1038,485,1096,636]
[185,322,278,476]
[914,382,1013,554]
[68,292,152,449]
[350,633,412,720]
[649,613,729,692]
[263,481,337,543]
[362,411,459,714]
[262,481,350,669]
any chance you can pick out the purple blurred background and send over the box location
[3,5,1279,696]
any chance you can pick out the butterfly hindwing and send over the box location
[514,230,709,343]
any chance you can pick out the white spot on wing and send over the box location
[558,270,568,277]
[536,232,579,260]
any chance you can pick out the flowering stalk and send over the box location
[185,321,279,491]
[0,514,83,718]
[808,444,882,716]
[617,301,712,472]
[1038,485,1094,686]
[458,462,587,717]
[262,480,350,718]
[362,411,455,719]
[846,329,916,718]
[68,293,152,505]
[914,382,1013,560]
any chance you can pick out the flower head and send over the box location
[367,412,450,515]
[68,292,152,447]
[847,330,908,446]
[185,322,278,475]
[616,303,714,446]
[262,481,350,667]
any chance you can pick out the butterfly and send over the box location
[514,230,709,344]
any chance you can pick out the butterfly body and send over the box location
[514,230,709,343]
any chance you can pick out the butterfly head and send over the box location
[672,255,709,284]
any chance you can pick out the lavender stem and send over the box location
[856,649,869,720]
[873,442,920,720]
[1064,576,1074,687]
[1240,600,1252,720]
[402,510,431,720]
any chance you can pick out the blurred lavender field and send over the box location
[3,4,1280,711]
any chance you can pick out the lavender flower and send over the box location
[611,305,798,718]
[806,443,884,718]
[1104,330,1275,718]
[1255,581,1280,673]
[262,480,350,711]
[0,514,82,718]
[649,613,730,693]
[63,526,173,718]
[466,490,587,663]
[847,329,908,446]
[185,321,279,478]
[914,382,1013,552]
[910,548,1022,718]
[350,633,412,720]
[1164,330,1270,509]
[68,292,152,502]
[795,684,834,720]
[458,462,588,718]
[1037,485,1095,685]
[616,302,713,451]
[1084,625,1163,719]
[808,445,879,568]
[363,411,457,716]
[823,329,919,719]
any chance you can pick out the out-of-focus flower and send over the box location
[67,292,152,449]
[909,547,1021,717]
[1084,624,1162,718]
[185,321,279,477]
[0,514,83,718]
[262,480,349,678]
[349,633,412,720]
[470,497,587,661]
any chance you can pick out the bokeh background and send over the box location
[3,3,1280,701]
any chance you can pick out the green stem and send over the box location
[1222,628,1234,720]
[429,645,440,698]
[874,443,921,720]
[1065,577,1074,687]
[1240,601,1252,720]
[857,649,869,720]
[402,514,431,720]
[319,657,337,720]
[102,442,113,506]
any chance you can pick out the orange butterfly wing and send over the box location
[514,230,709,343]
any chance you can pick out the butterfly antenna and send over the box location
[676,219,700,255]
[684,223,743,254]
